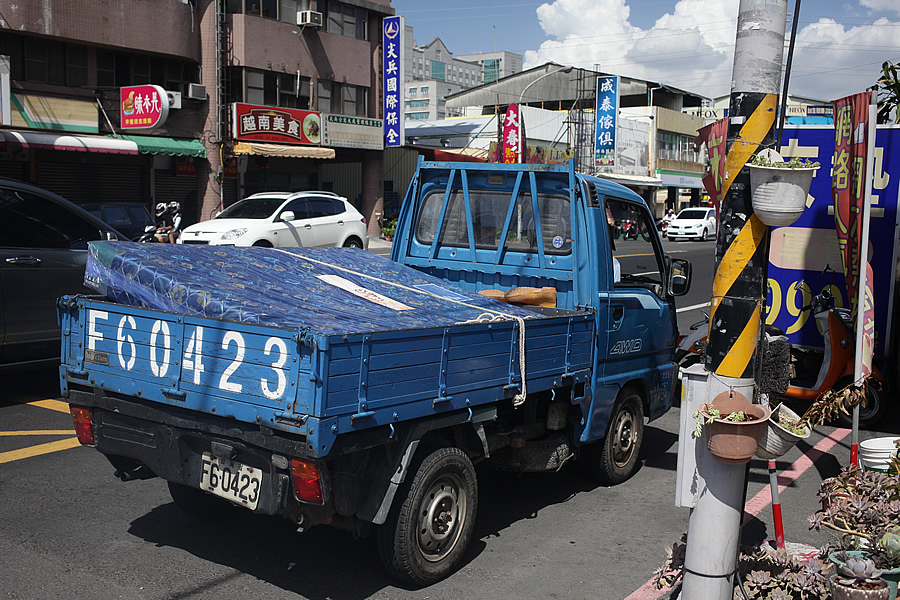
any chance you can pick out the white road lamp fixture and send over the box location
[517,65,574,163]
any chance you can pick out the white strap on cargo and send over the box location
[271,249,528,405]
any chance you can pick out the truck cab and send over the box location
[391,160,690,477]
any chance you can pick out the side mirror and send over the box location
[279,211,295,222]
[668,257,692,297]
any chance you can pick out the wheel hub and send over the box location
[417,475,466,562]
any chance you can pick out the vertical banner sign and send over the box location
[120,84,170,129]
[766,126,899,359]
[383,16,404,148]
[693,117,728,217]
[594,76,619,166]
[0,55,10,126]
[832,93,876,377]
[502,104,521,163]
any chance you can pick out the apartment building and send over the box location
[0,0,392,231]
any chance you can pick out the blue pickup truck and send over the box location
[60,160,691,585]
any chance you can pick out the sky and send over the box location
[388,0,900,101]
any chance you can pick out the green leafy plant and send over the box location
[869,60,900,125]
[381,218,397,239]
[777,413,808,436]
[692,406,749,438]
[749,153,820,169]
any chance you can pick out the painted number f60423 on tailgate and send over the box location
[86,309,291,400]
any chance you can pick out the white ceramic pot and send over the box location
[749,163,818,227]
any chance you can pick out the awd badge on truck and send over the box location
[610,339,642,355]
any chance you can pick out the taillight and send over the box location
[70,406,95,446]
[291,458,324,504]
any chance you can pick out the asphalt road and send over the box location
[3,362,898,600]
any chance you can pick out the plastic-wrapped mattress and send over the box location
[84,242,538,335]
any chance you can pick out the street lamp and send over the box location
[516,65,574,162]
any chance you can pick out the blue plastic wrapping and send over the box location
[84,242,540,335]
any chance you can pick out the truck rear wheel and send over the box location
[167,481,237,520]
[376,446,477,585]
[582,389,644,485]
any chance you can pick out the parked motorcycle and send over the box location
[674,284,885,428]
[766,286,884,428]
[618,218,639,240]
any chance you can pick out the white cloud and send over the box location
[524,0,900,100]
[860,0,900,15]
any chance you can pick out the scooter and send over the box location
[675,286,885,428]
[765,286,884,428]
[618,218,639,240]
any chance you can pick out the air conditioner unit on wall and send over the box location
[186,83,206,101]
[297,10,323,27]
[166,91,182,109]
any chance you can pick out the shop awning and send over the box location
[0,130,138,154]
[120,134,207,158]
[233,141,335,159]
[415,147,488,163]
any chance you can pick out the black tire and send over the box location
[582,389,644,485]
[376,446,478,585]
[343,237,363,249]
[167,481,237,521]
[252,240,273,247]
[835,378,886,429]
[697,228,708,242]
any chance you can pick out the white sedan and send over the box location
[665,207,717,242]
[178,191,368,249]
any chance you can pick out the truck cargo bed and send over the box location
[61,244,594,458]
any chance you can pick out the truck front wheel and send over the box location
[583,389,644,485]
[376,446,478,585]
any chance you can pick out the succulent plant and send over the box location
[835,556,883,587]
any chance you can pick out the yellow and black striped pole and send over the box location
[682,1,787,598]
[705,92,778,377]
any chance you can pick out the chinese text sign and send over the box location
[383,16,404,148]
[594,76,618,166]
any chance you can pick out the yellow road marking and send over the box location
[0,430,74,436]
[0,437,82,464]
[617,250,688,258]
[15,398,71,414]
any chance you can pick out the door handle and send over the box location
[338,220,345,226]
[5,256,41,266]
[611,304,625,330]
[304,224,312,229]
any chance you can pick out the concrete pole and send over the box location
[681,1,787,598]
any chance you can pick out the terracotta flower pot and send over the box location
[699,391,771,464]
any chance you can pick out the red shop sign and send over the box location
[120,85,170,129]
[231,103,321,146]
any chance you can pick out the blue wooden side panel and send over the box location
[60,297,312,433]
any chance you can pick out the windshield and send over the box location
[677,209,709,220]
[216,197,285,219]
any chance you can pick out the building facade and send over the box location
[456,51,522,84]
[0,0,392,234]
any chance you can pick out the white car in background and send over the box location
[178,191,368,249]
[664,207,717,242]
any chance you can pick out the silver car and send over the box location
[0,179,122,368]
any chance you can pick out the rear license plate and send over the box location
[200,453,262,510]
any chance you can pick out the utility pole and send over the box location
[681,1,787,598]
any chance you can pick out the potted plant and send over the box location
[830,555,891,599]
[748,149,821,227]
[756,403,811,460]
[381,218,397,241]
[692,390,771,464]
[809,465,900,597]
